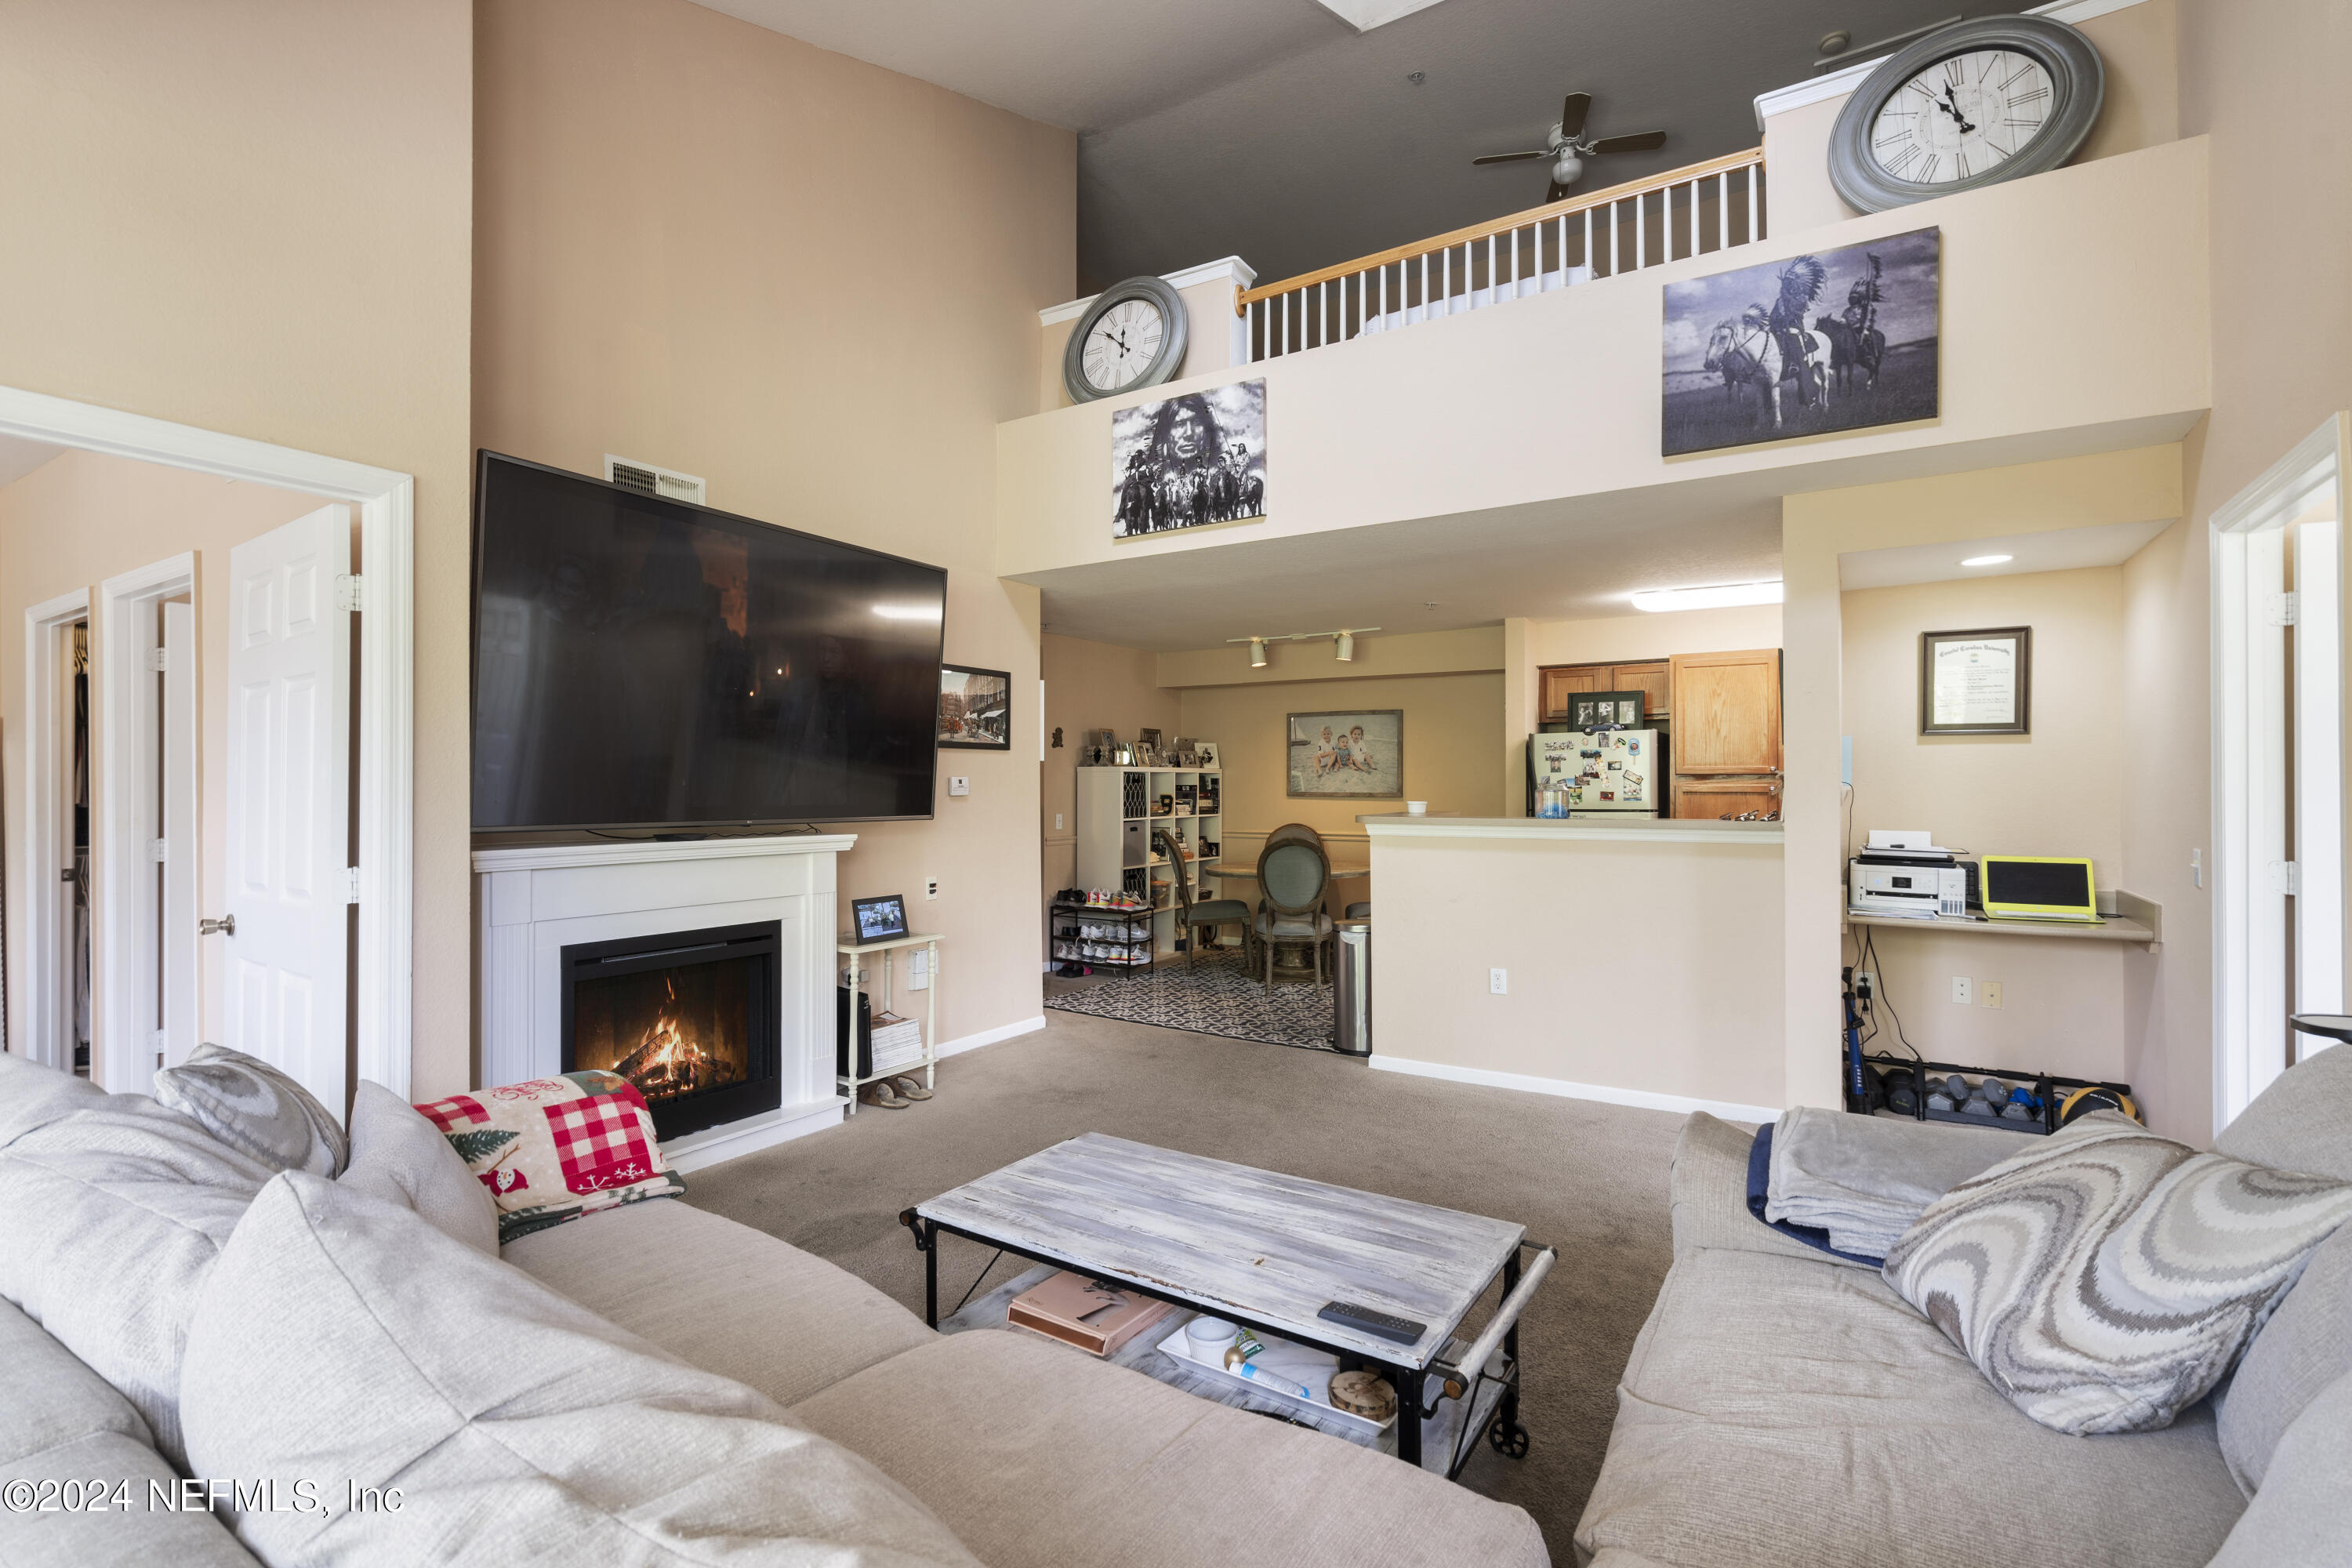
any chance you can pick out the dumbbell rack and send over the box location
[1857,1055,2137,1136]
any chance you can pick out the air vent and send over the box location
[604,454,706,505]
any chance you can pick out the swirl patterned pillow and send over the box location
[153,1043,349,1177]
[1882,1113,2352,1436]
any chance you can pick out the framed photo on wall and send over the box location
[938,665,1012,750]
[1919,626,2031,735]
[1286,710,1403,799]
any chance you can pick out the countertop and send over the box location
[1356,814,1784,844]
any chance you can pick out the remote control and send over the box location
[1318,1300,1425,1345]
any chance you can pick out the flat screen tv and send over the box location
[471,452,946,831]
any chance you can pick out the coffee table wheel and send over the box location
[1487,1415,1530,1460]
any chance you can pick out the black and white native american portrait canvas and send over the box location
[1661,227,1939,456]
[1111,379,1267,539]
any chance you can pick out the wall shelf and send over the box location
[1845,891,2161,953]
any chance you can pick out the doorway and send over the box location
[2212,413,2351,1133]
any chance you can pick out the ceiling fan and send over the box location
[1472,93,1668,199]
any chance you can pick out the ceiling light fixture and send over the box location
[1335,632,1356,662]
[1228,627,1381,666]
[1249,637,1268,668]
[1960,554,2014,568]
[1628,581,1783,613]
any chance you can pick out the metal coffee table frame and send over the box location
[898,1137,1554,1477]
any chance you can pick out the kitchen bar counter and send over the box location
[1355,811,1786,1118]
[1358,814,1784,844]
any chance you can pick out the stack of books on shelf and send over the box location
[869,1011,924,1075]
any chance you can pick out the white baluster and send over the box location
[1636,191,1646,270]
[1747,164,1758,244]
[1718,172,1729,252]
[1378,261,1387,327]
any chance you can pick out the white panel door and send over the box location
[224,506,350,1111]
[162,600,198,1069]
[2294,521,2345,1053]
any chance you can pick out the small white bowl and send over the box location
[1185,1317,1239,1362]
[1406,800,1428,815]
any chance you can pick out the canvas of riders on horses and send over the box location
[1110,379,1269,538]
[1659,225,1940,457]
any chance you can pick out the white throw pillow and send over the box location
[0,1096,274,1465]
[339,1081,499,1256]
[153,1044,348,1176]
[0,1051,106,1148]
[180,1172,982,1567]
[1883,1115,2352,1436]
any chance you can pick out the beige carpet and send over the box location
[685,1006,1690,1561]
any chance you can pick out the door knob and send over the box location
[199,915,235,937]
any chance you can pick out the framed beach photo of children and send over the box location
[1286,710,1403,799]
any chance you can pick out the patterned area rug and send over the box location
[1046,953,1338,1051]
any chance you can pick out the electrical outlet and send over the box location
[908,949,930,990]
[1982,980,2003,1010]
[1490,967,1508,996]
[948,775,970,797]
[1952,975,1973,1006]
[925,879,938,900]
[1054,813,1063,830]
[1856,969,1876,1004]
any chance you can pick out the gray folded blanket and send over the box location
[1766,1106,2038,1258]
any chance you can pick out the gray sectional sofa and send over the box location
[1573,1047,2352,1568]
[0,1054,1548,1567]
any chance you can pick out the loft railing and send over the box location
[1238,147,1767,363]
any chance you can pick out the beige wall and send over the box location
[1174,672,1505,858]
[1503,604,1784,809]
[474,0,1074,1058]
[1762,0,2180,235]
[1370,833,1786,1110]
[1783,446,2186,1124]
[0,452,333,1066]
[0,0,474,1092]
[1041,633,1181,916]
[997,137,2209,587]
[1840,565,2134,1085]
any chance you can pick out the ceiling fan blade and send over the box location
[1589,130,1668,155]
[1559,92,1592,139]
[1472,150,1548,165]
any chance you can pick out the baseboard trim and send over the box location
[1366,1054,1780,1123]
[937,1014,1047,1059]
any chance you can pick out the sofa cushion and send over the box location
[416,1070,685,1243]
[180,1171,981,1567]
[339,1081,499,1255]
[2207,1369,2352,1568]
[152,1044,348,1177]
[0,1052,106,1149]
[1881,1115,2352,1435]
[2218,1219,2352,1493]
[503,1196,935,1407]
[792,1328,1550,1568]
[0,1097,272,1465]
[0,1301,261,1566]
[2214,1040,2352,1180]
[1573,1247,2244,1568]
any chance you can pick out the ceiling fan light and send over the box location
[1552,151,1584,186]
[1249,637,1268,669]
[1335,632,1355,662]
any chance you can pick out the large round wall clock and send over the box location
[1828,15,2103,214]
[1062,275,1189,405]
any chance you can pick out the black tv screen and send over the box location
[471,452,946,830]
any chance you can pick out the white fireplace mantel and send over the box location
[473,833,858,1171]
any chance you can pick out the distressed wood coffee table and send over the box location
[900,1133,1552,1476]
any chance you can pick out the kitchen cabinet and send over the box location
[1538,660,1671,722]
[1671,777,1781,821]
[1669,650,1781,775]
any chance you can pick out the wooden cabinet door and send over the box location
[1673,778,1781,820]
[1538,665,1603,721]
[1670,650,1781,775]
[1610,662,1671,721]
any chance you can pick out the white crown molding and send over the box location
[1754,0,2147,128]
[1367,1053,1781,1123]
[1039,256,1259,327]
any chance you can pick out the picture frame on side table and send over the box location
[1919,626,2031,735]
[938,665,1013,750]
[852,895,910,944]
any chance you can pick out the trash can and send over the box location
[1334,920,1371,1057]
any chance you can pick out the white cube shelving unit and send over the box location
[1075,764,1223,957]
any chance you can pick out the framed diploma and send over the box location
[1920,626,2031,735]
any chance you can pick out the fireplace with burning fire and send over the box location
[560,920,781,1142]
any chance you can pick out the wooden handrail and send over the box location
[1236,146,1765,311]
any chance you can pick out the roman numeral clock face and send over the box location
[1080,298,1167,393]
[1871,50,2054,186]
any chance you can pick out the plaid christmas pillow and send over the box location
[416,1071,685,1243]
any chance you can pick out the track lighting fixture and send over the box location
[1226,627,1382,666]
[1249,637,1268,668]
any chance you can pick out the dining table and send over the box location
[1198,859,1370,883]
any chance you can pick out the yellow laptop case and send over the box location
[1980,855,2100,921]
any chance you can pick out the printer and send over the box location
[1849,829,1970,919]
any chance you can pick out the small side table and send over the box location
[838,931,941,1113]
